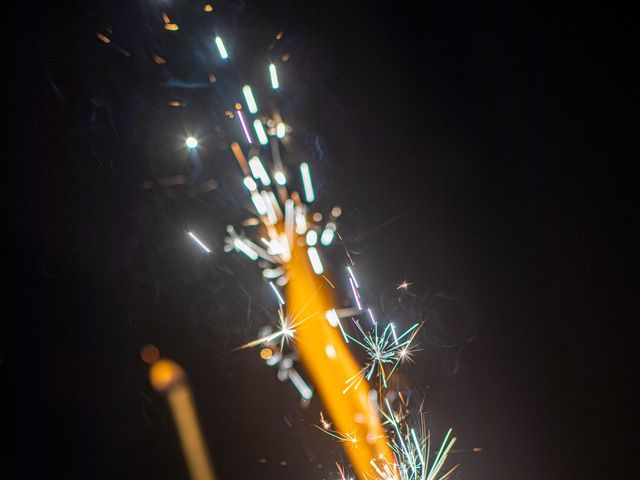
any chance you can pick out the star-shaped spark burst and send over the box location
[341,320,422,393]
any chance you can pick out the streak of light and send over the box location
[97,33,110,44]
[263,267,285,279]
[320,228,335,246]
[270,137,282,165]
[261,191,278,224]
[367,308,377,325]
[253,119,268,145]
[233,238,259,260]
[285,199,295,247]
[250,192,267,215]
[269,63,279,89]
[248,156,271,186]
[307,247,324,275]
[242,85,258,113]
[288,369,313,399]
[333,307,362,318]
[349,277,362,310]
[214,36,228,59]
[294,208,307,235]
[346,266,360,288]
[267,191,283,219]
[276,122,286,138]
[243,239,275,263]
[300,162,315,203]
[230,142,250,174]
[270,281,285,305]
[236,109,253,144]
[278,233,292,263]
[390,323,399,344]
[187,231,211,253]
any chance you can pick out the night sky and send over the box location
[12,1,625,479]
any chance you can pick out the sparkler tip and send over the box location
[149,358,186,393]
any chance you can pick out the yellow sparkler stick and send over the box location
[285,239,395,478]
[150,359,217,480]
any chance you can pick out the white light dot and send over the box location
[325,309,339,327]
[306,230,318,246]
[325,344,336,359]
[186,137,198,149]
[274,171,287,185]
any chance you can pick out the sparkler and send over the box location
[324,397,458,480]
[150,358,217,480]
[369,399,458,480]
[100,5,464,478]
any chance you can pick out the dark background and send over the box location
[12,0,628,479]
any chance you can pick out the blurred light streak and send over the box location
[236,109,253,144]
[300,162,315,203]
[346,266,360,288]
[320,227,335,246]
[349,277,362,310]
[230,142,250,174]
[270,281,285,305]
[242,85,258,113]
[269,63,279,89]
[261,191,278,224]
[250,192,268,216]
[248,156,271,186]
[288,369,313,399]
[307,247,324,275]
[214,36,228,59]
[253,119,268,145]
[233,238,259,260]
[188,231,211,253]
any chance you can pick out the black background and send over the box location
[12,0,630,479]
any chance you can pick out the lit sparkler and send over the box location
[368,399,458,480]
[105,5,463,479]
